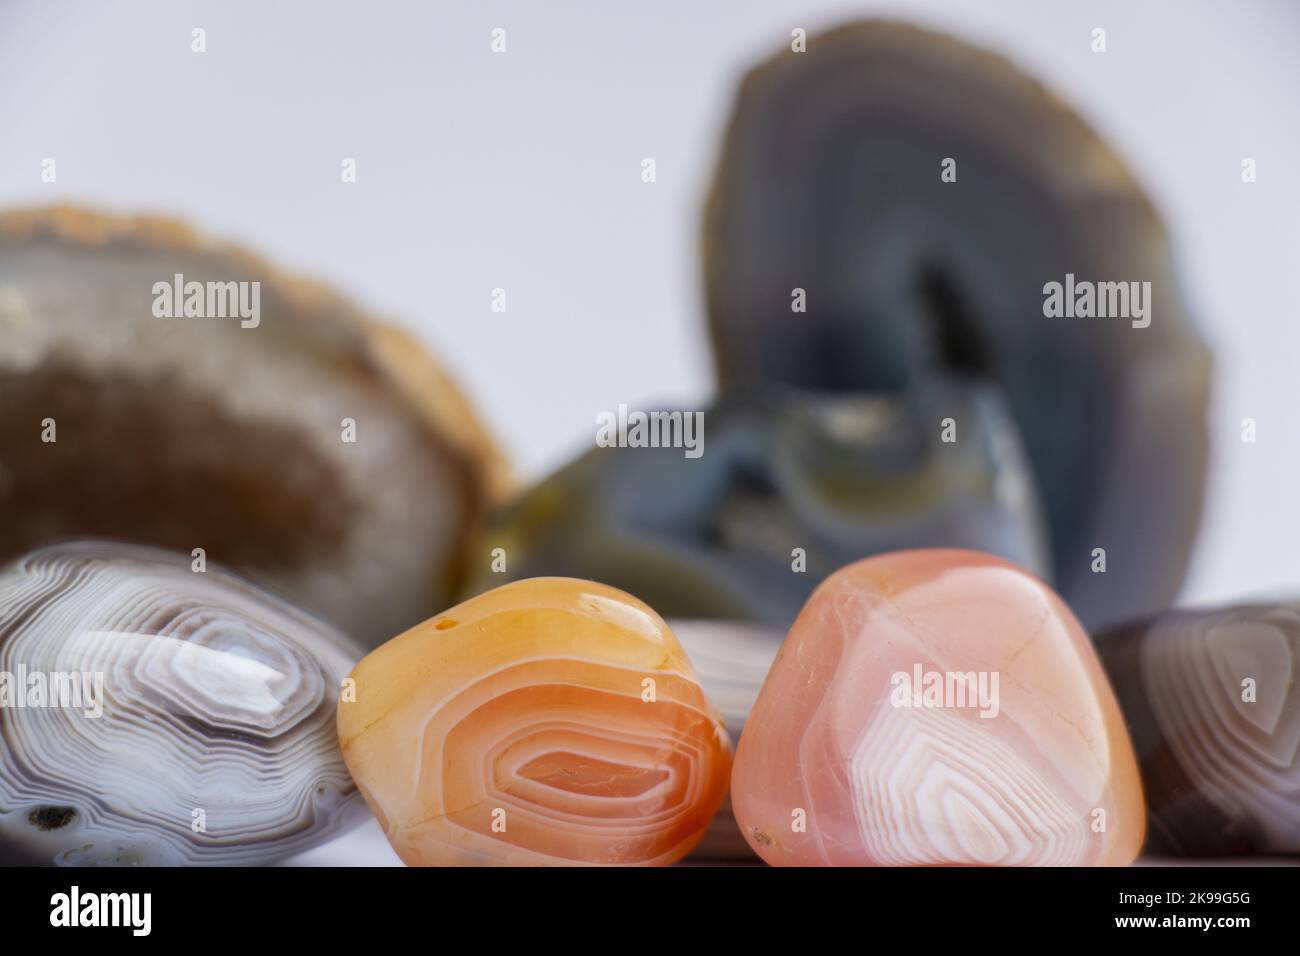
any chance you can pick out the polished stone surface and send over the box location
[474,384,1047,633]
[0,541,366,865]
[1098,604,1300,856]
[338,578,732,866]
[672,619,784,860]
[702,20,1211,631]
[732,549,1144,865]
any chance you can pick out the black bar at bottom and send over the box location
[0,863,1287,942]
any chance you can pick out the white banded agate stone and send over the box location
[732,549,1144,866]
[338,578,732,866]
[0,542,366,865]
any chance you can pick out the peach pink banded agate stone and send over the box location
[732,550,1145,866]
[337,578,732,866]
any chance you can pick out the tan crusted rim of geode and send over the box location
[0,204,514,506]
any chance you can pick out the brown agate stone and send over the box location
[1097,604,1300,856]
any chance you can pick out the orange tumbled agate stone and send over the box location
[731,550,1145,866]
[337,577,732,865]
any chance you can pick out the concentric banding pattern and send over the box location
[1132,606,1300,854]
[0,541,366,865]
[426,661,724,865]
[849,701,1088,865]
[730,550,1144,867]
[340,578,733,867]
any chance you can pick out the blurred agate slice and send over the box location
[672,619,783,861]
[0,541,367,866]
[474,382,1048,632]
[1097,604,1300,856]
[702,21,1211,630]
[0,207,509,647]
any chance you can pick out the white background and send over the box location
[1,1,1298,863]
